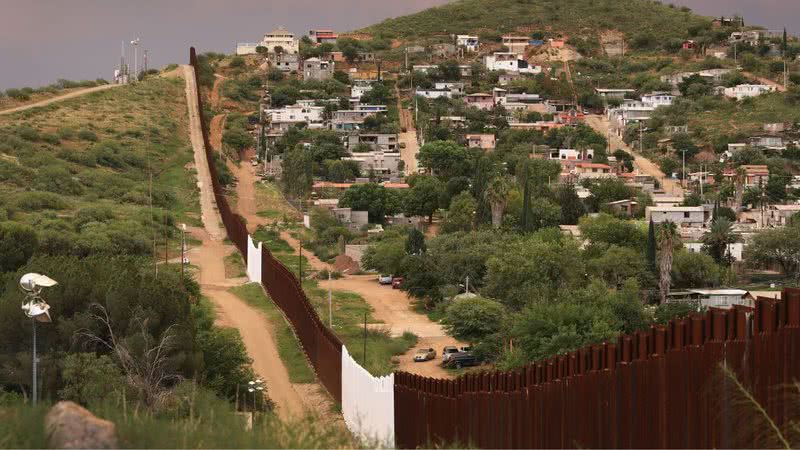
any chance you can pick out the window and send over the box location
[684,212,690,219]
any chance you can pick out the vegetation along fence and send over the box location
[189,48,800,448]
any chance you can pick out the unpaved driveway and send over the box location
[586,114,683,196]
[319,275,461,379]
[0,84,122,116]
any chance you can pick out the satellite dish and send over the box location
[20,273,58,292]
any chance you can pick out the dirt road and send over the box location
[183,64,306,419]
[585,114,683,196]
[742,71,787,92]
[0,84,122,116]
[319,275,460,378]
[397,87,420,174]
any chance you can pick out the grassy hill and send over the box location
[360,0,710,44]
[0,75,199,257]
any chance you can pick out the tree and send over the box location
[587,245,649,289]
[766,176,787,203]
[362,237,407,275]
[339,183,399,223]
[485,176,511,229]
[586,178,634,212]
[671,250,721,289]
[657,221,679,304]
[333,71,350,85]
[0,221,38,273]
[441,192,476,234]
[405,228,426,256]
[59,353,124,406]
[527,199,561,231]
[647,219,657,275]
[746,224,800,281]
[556,183,585,225]
[579,214,646,250]
[418,141,470,179]
[441,297,505,344]
[404,176,444,223]
[281,146,314,197]
[267,68,284,82]
[701,218,739,264]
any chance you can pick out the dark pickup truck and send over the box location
[444,352,481,369]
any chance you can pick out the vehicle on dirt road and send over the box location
[445,352,480,369]
[442,346,460,363]
[378,274,393,285]
[414,347,436,362]
[392,277,404,289]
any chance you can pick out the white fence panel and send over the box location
[246,235,262,283]
[341,346,395,447]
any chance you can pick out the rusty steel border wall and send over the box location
[189,48,342,402]
[189,48,800,449]
[394,294,800,448]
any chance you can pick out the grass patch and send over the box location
[224,252,247,278]
[303,280,418,376]
[255,182,302,222]
[229,284,316,384]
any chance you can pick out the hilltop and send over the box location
[359,0,711,49]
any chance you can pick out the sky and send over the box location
[0,0,797,90]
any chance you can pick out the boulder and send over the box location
[45,401,118,449]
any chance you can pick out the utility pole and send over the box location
[298,240,303,281]
[131,38,141,82]
[328,270,332,327]
[363,312,368,365]
[464,275,469,294]
[639,121,644,153]
[681,149,687,188]
[143,49,148,73]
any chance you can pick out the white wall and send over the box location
[341,346,395,447]
[247,235,262,284]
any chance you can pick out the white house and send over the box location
[645,206,711,228]
[550,149,594,161]
[434,82,465,95]
[641,92,675,108]
[667,289,753,309]
[342,151,403,178]
[456,35,480,52]
[262,27,299,54]
[484,53,541,74]
[267,105,325,130]
[595,88,635,99]
[415,88,453,99]
[685,242,744,261]
[236,43,259,55]
[351,81,374,100]
[724,84,776,100]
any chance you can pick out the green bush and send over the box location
[13,191,70,211]
[77,129,98,142]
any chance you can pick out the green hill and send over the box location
[360,0,711,44]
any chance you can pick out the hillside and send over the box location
[360,0,710,46]
[0,74,199,257]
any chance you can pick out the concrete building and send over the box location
[274,53,300,72]
[724,84,776,100]
[303,58,335,81]
[416,88,454,100]
[667,289,753,309]
[332,208,370,231]
[432,43,457,58]
[466,134,496,151]
[309,29,338,45]
[573,163,614,180]
[456,35,480,52]
[502,35,530,54]
[346,133,399,152]
[262,27,299,54]
[646,206,711,228]
[484,52,541,74]
[464,93,495,110]
[266,105,325,130]
[342,151,402,178]
[640,92,675,108]
[767,204,800,227]
[434,82,465,95]
[350,80,374,100]
[595,88,635,99]
[236,43,259,55]
[551,148,594,161]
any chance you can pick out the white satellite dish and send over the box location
[20,273,58,292]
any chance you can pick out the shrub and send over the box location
[0,221,38,273]
[77,129,98,142]
[15,125,39,142]
[13,191,70,211]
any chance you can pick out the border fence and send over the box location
[189,49,800,448]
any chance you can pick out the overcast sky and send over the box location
[0,0,797,90]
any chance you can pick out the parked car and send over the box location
[392,277,404,289]
[414,347,436,362]
[378,274,393,285]
[445,352,480,369]
[442,346,460,363]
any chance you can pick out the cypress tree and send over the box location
[647,218,657,275]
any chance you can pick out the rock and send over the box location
[45,401,118,449]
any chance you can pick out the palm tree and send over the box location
[702,218,739,264]
[657,221,679,304]
[485,176,510,229]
